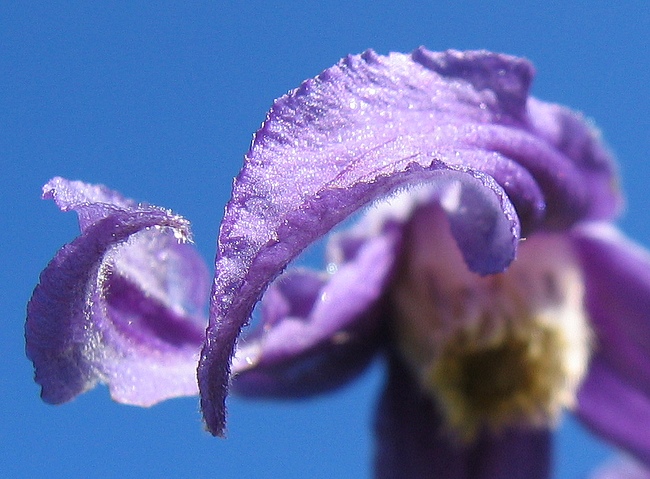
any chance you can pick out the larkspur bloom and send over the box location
[27,49,650,478]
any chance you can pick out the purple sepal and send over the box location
[26,178,209,406]
[577,356,650,467]
[572,224,650,398]
[199,48,621,435]
[374,356,551,479]
[572,224,650,466]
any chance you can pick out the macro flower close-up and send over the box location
[24,46,650,479]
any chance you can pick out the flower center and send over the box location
[391,204,591,440]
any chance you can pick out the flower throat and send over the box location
[391,204,591,440]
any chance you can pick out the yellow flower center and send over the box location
[391,205,591,440]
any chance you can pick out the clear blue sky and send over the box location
[2,2,649,478]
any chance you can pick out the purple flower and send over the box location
[27,49,650,478]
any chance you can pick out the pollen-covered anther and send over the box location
[391,205,591,440]
[427,310,584,440]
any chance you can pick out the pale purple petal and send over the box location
[375,357,551,479]
[26,178,209,406]
[572,224,650,397]
[43,176,137,231]
[577,356,650,467]
[231,225,400,397]
[199,48,620,435]
[571,223,650,465]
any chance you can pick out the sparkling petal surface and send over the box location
[199,48,620,435]
[374,356,551,479]
[26,178,209,405]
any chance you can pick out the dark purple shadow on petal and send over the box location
[232,224,399,398]
[572,225,650,398]
[375,356,551,479]
[576,355,650,467]
[411,48,533,121]
[199,159,520,436]
[448,149,544,235]
[458,126,593,230]
[270,272,324,320]
[527,99,621,222]
[231,270,376,397]
[413,48,619,228]
[105,274,205,349]
[232,321,380,398]
[26,209,191,404]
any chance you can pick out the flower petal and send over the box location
[572,224,650,398]
[526,99,620,223]
[577,355,650,467]
[201,162,518,434]
[231,224,399,397]
[571,223,650,465]
[43,176,137,231]
[26,178,209,406]
[374,357,551,479]
[199,48,619,435]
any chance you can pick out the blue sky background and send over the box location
[2,2,649,478]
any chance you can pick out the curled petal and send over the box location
[43,176,137,231]
[526,98,621,222]
[231,224,399,397]
[26,178,209,406]
[199,49,619,434]
[201,161,519,435]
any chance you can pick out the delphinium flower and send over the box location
[27,49,650,478]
